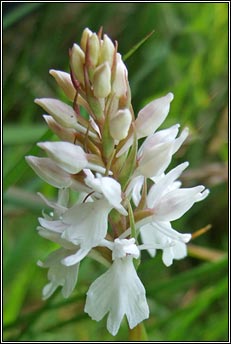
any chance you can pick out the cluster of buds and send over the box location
[26,28,209,336]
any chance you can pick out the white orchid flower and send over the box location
[37,248,80,300]
[85,238,149,336]
[135,125,189,178]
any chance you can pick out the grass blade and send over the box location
[123,30,155,61]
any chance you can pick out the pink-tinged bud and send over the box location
[25,156,72,188]
[88,33,100,67]
[112,53,128,97]
[43,115,76,142]
[35,98,77,128]
[71,43,85,85]
[49,70,76,101]
[99,34,115,67]
[37,141,88,174]
[35,98,96,137]
[135,92,174,139]
[80,27,93,52]
[93,62,111,98]
[109,109,132,141]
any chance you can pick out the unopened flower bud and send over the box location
[34,98,77,129]
[135,92,174,139]
[35,98,96,137]
[80,27,93,52]
[25,156,71,188]
[112,53,128,97]
[43,115,76,142]
[71,44,85,85]
[93,62,111,98]
[49,70,76,101]
[87,33,100,67]
[99,34,115,67]
[109,108,132,141]
[37,141,88,174]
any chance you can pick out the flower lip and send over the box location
[84,247,149,336]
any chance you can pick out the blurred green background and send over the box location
[3,2,228,341]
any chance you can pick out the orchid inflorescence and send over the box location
[26,28,209,336]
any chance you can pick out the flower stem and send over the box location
[128,322,148,341]
[128,200,136,240]
[105,148,116,176]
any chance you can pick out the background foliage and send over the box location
[3,2,228,341]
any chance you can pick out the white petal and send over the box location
[85,257,149,336]
[154,186,207,221]
[38,217,67,233]
[85,175,127,215]
[172,241,187,260]
[61,248,90,266]
[162,247,174,267]
[40,248,79,299]
[135,92,174,139]
[42,282,58,300]
[147,162,189,207]
[140,224,157,257]
[153,221,191,243]
[99,177,127,215]
[162,240,188,267]
[136,141,174,178]
[37,192,67,215]
[138,124,180,157]
[37,226,76,250]
[140,221,190,266]
[126,175,144,206]
[172,127,189,154]
[62,198,111,247]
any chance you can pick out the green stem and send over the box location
[105,148,116,176]
[127,201,136,240]
[128,322,148,341]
